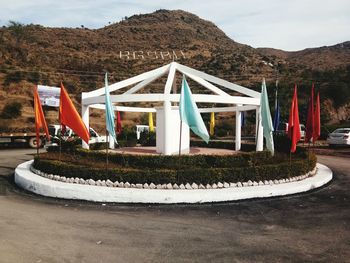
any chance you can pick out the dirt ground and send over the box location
[0,148,349,263]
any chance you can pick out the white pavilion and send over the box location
[81,62,264,155]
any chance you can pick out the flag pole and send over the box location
[178,120,183,156]
[106,130,109,176]
[59,125,62,162]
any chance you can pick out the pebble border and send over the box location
[30,165,318,190]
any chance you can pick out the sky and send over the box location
[0,0,349,51]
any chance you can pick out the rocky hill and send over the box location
[0,9,349,132]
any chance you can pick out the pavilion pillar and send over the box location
[256,107,264,151]
[163,100,172,155]
[81,102,89,150]
[235,108,242,151]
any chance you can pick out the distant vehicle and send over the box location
[136,125,156,140]
[0,131,46,148]
[327,128,350,146]
[275,123,305,141]
[46,124,107,147]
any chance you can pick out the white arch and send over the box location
[81,62,263,154]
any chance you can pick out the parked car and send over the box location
[46,124,106,147]
[327,128,350,146]
[275,123,305,141]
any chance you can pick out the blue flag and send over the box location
[273,100,280,131]
[179,76,209,143]
[105,73,117,143]
[260,79,274,155]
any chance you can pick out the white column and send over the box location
[163,100,172,155]
[235,109,242,151]
[109,134,115,149]
[81,102,90,150]
[256,107,264,151]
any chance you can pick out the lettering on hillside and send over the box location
[119,50,186,60]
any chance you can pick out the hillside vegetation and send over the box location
[0,9,349,132]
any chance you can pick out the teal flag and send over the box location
[105,72,117,143]
[179,76,209,143]
[260,78,274,155]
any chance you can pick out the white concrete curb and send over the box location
[15,160,332,204]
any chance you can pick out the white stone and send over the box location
[48,174,53,180]
[166,183,173,189]
[282,179,286,183]
[136,184,143,189]
[60,177,67,182]
[206,184,212,189]
[143,183,149,189]
[279,179,284,184]
[161,184,167,189]
[149,183,156,189]
[96,180,101,186]
[269,180,274,185]
[253,181,259,186]
[191,183,198,189]
[264,180,269,185]
[274,180,279,184]
[248,180,253,186]
[230,183,237,187]
[131,183,136,188]
[79,178,86,184]
[88,179,95,185]
[199,184,205,189]
[55,175,61,181]
[106,179,113,187]
[259,181,264,186]
[237,182,243,187]
[185,183,192,190]
[179,184,186,190]
[212,183,218,189]
[156,184,162,189]
[124,182,130,188]
[217,182,224,188]
[242,182,248,187]
[285,178,290,183]
[173,183,179,189]
[223,182,230,188]
[74,178,80,184]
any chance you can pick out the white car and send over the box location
[47,125,106,147]
[327,128,350,146]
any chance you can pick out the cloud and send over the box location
[0,0,349,50]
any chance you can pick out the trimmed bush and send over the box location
[33,150,316,185]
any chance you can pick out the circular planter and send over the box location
[15,160,332,204]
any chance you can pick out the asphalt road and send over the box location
[0,149,349,263]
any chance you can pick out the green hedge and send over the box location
[33,150,316,185]
[73,148,276,169]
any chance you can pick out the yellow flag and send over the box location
[149,112,154,132]
[210,112,215,136]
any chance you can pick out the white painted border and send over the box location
[15,161,332,204]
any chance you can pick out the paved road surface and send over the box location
[0,149,349,263]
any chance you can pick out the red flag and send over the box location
[59,83,90,144]
[116,111,122,135]
[34,86,50,148]
[313,92,321,143]
[305,83,315,143]
[287,85,301,153]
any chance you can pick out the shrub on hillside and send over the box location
[1,102,22,119]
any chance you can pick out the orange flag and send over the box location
[287,85,301,153]
[59,83,90,144]
[34,86,50,148]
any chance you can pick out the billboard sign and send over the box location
[37,85,60,107]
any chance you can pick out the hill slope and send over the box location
[0,9,349,132]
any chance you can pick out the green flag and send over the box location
[260,78,274,155]
[179,75,209,143]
